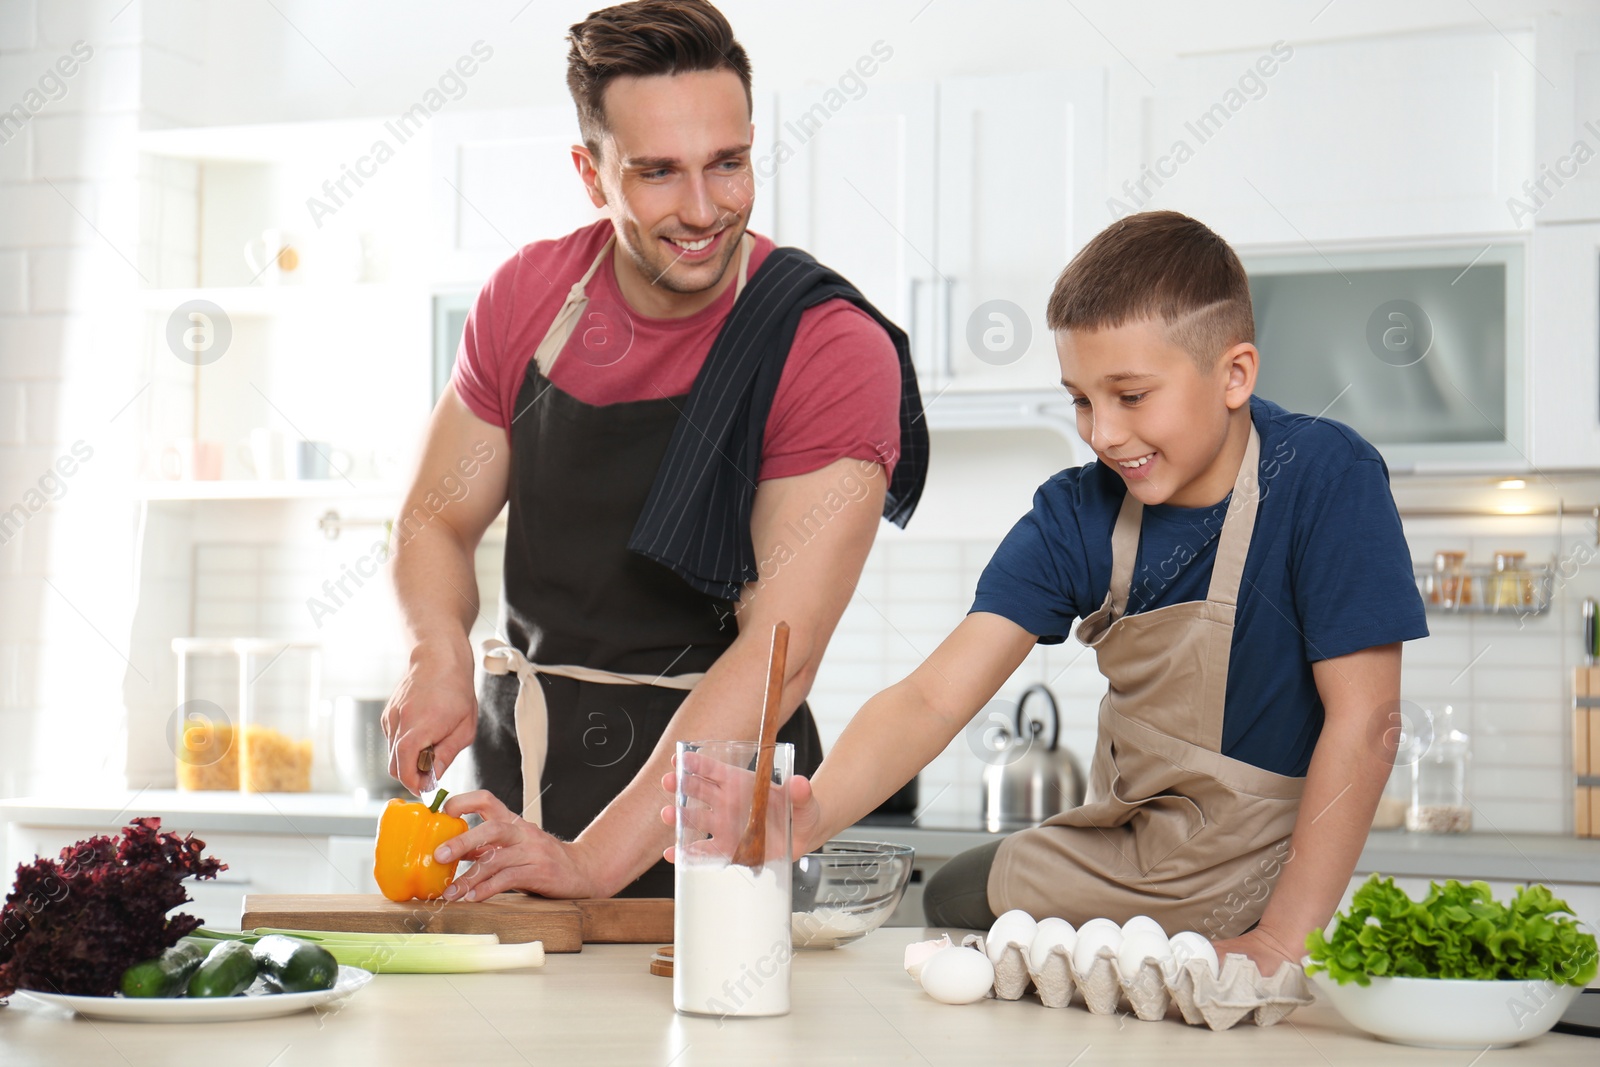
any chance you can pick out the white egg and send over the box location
[985,908,1038,963]
[1075,916,1120,939]
[1120,914,1167,940]
[918,945,995,1005]
[1028,917,1078,973]
[1167,930,1220,978]
[1116,929,1173,974]
[1071,922,1123,974]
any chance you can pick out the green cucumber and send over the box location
[186,939,260,998]
[251,934,338,993]
[120,940,209,998]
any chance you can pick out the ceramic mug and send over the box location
[294,440,353,480]
[239,427,289,480]
[160,439,224,481]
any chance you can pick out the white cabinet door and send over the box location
[1136,31,1536,245]
[936,70,1105,393]
[774,82,938,381]
[1529,222,1600,468]
[1530,11,1600,226]
[429,106,605,286]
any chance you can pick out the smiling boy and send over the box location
[780,211,1428,971]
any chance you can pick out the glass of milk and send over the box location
[673,739,794,1018]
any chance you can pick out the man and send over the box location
[382,0,927,899]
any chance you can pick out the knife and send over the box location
[417,745,439,797]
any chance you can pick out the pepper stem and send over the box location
[428,788,449,813]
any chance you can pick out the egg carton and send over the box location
[967,933,1313,1030]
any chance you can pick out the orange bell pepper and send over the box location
[373,789,469,902]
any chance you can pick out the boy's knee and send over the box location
[922,840,1003,930]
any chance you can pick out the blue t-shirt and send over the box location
[970,396,1428,778]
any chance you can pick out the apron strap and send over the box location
[533,232,757,379]
[1204,424,1262,608]
[1105,490,1143,618]
[481,638,704,827]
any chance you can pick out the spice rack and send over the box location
[1410,560,1553,617]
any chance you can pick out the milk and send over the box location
[673,860,792,1017]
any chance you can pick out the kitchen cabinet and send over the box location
[1530,10,1600,226]
[1529,221,1600,468]
[1135,29,1536,245]
[775,82,939,381]
[427,105,606,287]
[776,71,1105,398]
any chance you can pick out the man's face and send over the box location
[584,69,754,301]
[1058,319,1249,509]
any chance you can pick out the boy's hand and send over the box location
[658,756,825,863]
[1210,924,1305,978]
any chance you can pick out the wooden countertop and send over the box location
[1,931,1590,1065]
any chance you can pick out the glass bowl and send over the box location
[791,840,915,949]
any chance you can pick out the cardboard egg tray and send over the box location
[968,933,1313,1030]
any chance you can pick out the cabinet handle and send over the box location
[906,277,925,376]
[204,877,255,887]
[940,276,956,381]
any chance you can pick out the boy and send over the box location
[761,211,1426,972]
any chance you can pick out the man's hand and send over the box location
[383,636,478,795]
[434,790,606,900]
[1211,923,1305,978]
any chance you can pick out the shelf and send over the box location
[137,283,410,316]
[137,118,394,163]
[136,480,404,502]
[1412,562,1554,617]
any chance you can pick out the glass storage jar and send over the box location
[1407,704,1471,833]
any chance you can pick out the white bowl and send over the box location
[1308,969,1583,1049]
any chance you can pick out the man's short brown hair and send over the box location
[1045,211,1254,369]
[566,0,752,159]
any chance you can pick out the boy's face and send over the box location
[1058,319,1256,509]
[574,69,755,309]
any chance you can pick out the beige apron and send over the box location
[987,425,1307,937]
[482,232,756,827]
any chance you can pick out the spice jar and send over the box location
[1431,551,1471,608]
[1408,705,1471,833]
[1489,551,1532,610]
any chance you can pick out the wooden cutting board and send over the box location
[239,894,673,954]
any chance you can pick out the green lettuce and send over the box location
[1305,874,1598,986]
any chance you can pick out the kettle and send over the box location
[981,684,1087,831]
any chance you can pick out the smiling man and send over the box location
[382,0,927,899]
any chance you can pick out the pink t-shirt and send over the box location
[452,221,902,480]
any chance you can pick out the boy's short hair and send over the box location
[1045,211,1254,369]
[566,0,753,160]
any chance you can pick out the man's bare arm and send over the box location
[383,384,512,793]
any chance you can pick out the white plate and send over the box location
[14,965,373,1023]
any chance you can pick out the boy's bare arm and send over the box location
[1219,642,1401,966]
[799,612,1038,852]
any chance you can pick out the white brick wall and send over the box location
[0,0,195,798]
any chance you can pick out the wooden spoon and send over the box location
[731,621,789,870]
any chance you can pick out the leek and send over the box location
[194,927,545,972]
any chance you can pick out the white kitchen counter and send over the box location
[0,790,389,838]
[5,794,1597,888]
[1,932,1591,1065]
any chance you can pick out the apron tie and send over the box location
[481,638,704,827]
